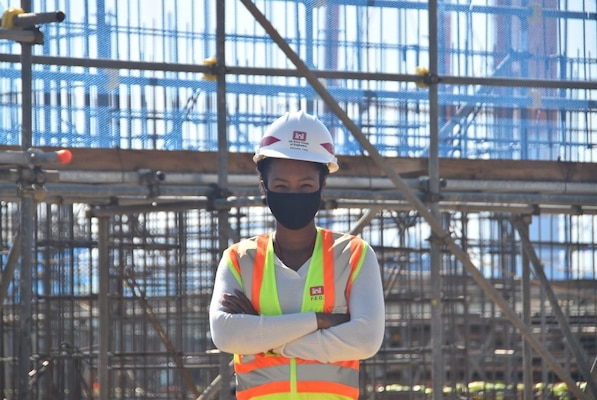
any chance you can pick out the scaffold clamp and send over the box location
[418,176,445,202]
[415,66,440,88]
[16,165,46,200]
[418,175,447,191]
[139,169,166,198]
[0,148,69,200]
[203,57,218,81]
[206,183,231,210]
[0,8,65,44]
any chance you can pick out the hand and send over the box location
[221,289,258,315]
[315,312,350,329]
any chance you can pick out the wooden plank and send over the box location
[1,146,595,183]
[337,156,596,182]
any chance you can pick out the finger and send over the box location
[232,290,258,314]
[233,289,251,302]
[222,293,245,312]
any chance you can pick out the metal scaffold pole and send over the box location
[0,3,67,397]
[216,1,232,400]
[17,1,34,397]
[520,216,533,400]
[427,2,444,399]
[97,216,110,400]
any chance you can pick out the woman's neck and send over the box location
[274,224,317,249]
[273,224,317,270]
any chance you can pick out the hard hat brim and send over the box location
[253,148,339,173]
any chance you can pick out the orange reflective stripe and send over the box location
[345,237,366,301]
[321,228,335,313]
[297,381,359,398]
[236,353,359,374]
[237,380,358,400]
[226,244,243,287]
[236,381,291,400]
[330,359,359,370]
[251,234,270,314]
[228,245,241,275]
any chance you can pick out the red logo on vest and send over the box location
[310,286,324,296]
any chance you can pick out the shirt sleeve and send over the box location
[275,246,386,362]
[209,252,319,355]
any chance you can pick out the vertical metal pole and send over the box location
[17,193,33,400]
[427,1,444,399]
[519,0,529,159]
[216,1,231,400]
[520,216,533,400]
[215,0,227,183]
[93,5,112,400]
[17,0,33,398]
[511,216,597,399]
[96,0,112,147]
[97,216,110,400]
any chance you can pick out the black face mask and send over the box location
[265,189,322,230]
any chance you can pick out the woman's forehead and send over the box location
[268,158,320,178]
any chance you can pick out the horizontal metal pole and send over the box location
[0,183,595,214]
[0,53,213,73]
[0,28,41,43]
[2,170,595,197]
[0,148,72,166]
[319,0,597,20]
[0,53,595,91]
[1,65,594,112]
[12,11,65,27]
[88,197,597,217]
[444,179,597,195]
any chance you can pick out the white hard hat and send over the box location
[253,110,339,173]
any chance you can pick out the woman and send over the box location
[209,110,385,399]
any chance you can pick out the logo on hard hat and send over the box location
[292,131,307,141]
[289,130,309,151]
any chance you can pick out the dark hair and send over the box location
[256,158,329,188]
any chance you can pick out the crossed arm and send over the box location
[208,248,385,362]
[222,288,350,329]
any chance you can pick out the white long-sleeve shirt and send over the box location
[209,236,385,363]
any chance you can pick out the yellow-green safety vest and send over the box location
[226,227,368,400]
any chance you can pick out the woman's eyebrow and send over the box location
[271,175,316,182]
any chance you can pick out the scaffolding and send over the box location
[0,0,596,399]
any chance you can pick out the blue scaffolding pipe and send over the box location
[300,0,597,20]
[2,66,595,111]
[1,0,596,162]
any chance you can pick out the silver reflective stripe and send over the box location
[296,363,359,388]
[236,364,289,391]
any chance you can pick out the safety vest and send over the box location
[226,227,369,400]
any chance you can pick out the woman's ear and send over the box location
[259,180,266,195]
